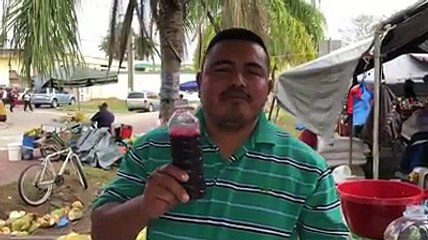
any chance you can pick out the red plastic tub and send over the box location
[337,180,427,239]
[120,124,133,139]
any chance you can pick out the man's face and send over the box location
[197,40,271,131]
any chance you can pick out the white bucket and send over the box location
[7,143,22,162]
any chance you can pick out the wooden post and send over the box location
[268,67,277,121]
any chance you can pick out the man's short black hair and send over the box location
[203,28,270,67]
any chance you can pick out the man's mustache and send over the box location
[220,89,251,101]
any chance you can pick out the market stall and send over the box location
[179,80,198,91]
[275,0,428,179]
[276,1,428,238]
[40,65,119,110]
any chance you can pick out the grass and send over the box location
[268,108,299,137]
[58,98,128,113]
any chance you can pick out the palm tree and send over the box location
[3,0,83,81]
[0,0,9,48]
[98,21,157,61]
[3,0,325,124]
[193,0,325,71]
[112,0,325,124]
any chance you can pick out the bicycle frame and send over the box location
[37,148,76,187]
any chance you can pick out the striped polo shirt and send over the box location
[93,110,349,239]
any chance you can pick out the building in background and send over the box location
[318,39,343,56]
[0,48,21,87]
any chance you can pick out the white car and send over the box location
[126,91,159,112]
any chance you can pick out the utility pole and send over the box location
[127,33,135,92]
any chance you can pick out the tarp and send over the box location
[42,65,118,88]
[179,80,198,91]
[275,0,428,140]
[360,54,428,83]
[77,128,122,170]
[275,39,372,139]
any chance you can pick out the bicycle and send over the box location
[18,144,88,206]
[37,123,88,161]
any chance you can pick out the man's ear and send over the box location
[196,72,201,87]
[196,72,201,98]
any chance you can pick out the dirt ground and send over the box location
[0,166,116,237]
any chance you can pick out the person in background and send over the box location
[348,77,373,138]
[22,89,33,112]
[91,102,115,131]
[8,87,18,113]
[91,28,348,240]
[404,79,418,103]
[0,98,7,122]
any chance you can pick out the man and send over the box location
[22,89,33,112]
[8,87,18,113]
[90,102,115,130]
[91,28,349,240]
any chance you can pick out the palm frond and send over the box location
[282,0,325,44]
[107,0,119,70]
[5,0,83,81]
[116,0,136,71]
[193,0,323,72]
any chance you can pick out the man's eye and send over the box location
[247,70,263,76]
[214,68,229,72]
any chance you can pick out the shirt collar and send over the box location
[196,109,277,145]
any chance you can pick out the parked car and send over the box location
[32,87,76,108]
[126,91,159,112]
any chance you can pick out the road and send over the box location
[0,106,159,150]
[0,107,159,186]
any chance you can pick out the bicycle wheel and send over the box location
[18,163,54,206]
[71,155,88,190]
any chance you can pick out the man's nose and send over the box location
[230,71,246,88]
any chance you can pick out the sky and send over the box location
[319,0,421,39]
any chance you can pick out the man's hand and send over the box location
[141,164,190,221]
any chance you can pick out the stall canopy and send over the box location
[360,54,428,83]
[42,65,118,88]
[276,0,428,140]
[179,80,198,91]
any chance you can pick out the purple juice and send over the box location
[169,124,206,200]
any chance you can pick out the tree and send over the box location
[3,0,83,81]
[0,0,9,48]
[98,22,157,61]
[3,0,326,124]
[339,14,384,45]
[193,0,326,71]
[110,0,325,123]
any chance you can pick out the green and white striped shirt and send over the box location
[94,110,349,239]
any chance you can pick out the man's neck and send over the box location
[205,118,258,158]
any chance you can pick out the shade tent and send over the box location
[42,66,118,88]
[275,0,428,179]
[276,39,372,140]
[179,80,198,91]
[360,54,428,83]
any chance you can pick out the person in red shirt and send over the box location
[347,84,361,115]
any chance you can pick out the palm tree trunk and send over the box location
[157,1,185,125]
